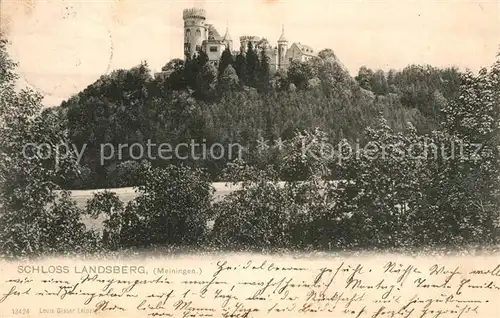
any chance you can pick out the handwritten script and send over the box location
[0,254,499,317]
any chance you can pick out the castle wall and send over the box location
[182,8,316,72]
[267,49,278,73]
[240,36,261,52]
[204,42,226,63]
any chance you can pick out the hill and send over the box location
[56,47,461,189]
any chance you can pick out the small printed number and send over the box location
[11,309,29,315]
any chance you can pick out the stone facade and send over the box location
[182,7,316,72]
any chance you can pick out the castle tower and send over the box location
[183,8,207,58]
[277,24,288,70]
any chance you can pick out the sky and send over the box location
[1,0,499,106]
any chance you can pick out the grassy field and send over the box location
[68,182,246,208]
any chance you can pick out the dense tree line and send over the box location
[355,65,462,131]
[59,44,460,189]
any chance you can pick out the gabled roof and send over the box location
[206,24,222,41]
[293,42,316,56]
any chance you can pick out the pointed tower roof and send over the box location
[223,23,232,41]
[278,24,288,43]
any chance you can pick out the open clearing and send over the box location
[67,182,244,231]
[68,182,245,208]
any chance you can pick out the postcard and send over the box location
[0,0,499,317]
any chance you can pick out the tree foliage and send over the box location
[0,36,99,257]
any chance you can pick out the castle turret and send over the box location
[183,8,207,58]
[277,25,288,70]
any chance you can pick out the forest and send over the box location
[51,43,464,189]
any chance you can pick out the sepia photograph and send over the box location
[0,0,499,317]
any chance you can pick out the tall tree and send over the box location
[234,51,247,86]
[417,59,500,245]
[162,58,184,73]
[245,42,260,88]
[184,51,209,90]
[258,46,271,92]
[195,63,218,101]
[287,60,316,90]
[371,70,389,95]
[318,48,337,60]
[197,50,209,66]
[218,47,234,80]
[162,58,186,91]
[218,64,239,91]
[355,66,374,91]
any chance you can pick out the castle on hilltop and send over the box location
[182,7,317,72]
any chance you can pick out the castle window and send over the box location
[196,45,201,51]
[196,29,201,36]
[184,43,190,52]
[210,46,218,52]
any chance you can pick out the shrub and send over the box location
[129,165,214,247]
[106,160,151,187]
[280,128,332,181]
[211,177,292,250]
[211,157,331,250]
[0,191,100,258]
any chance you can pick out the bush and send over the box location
[211,153,331,250]
[280,128,332,181]
[106,160,151,187]
[83,165,215,250]
[126,165,214,248]
[211,177,291,250]
[0,191,100,258]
